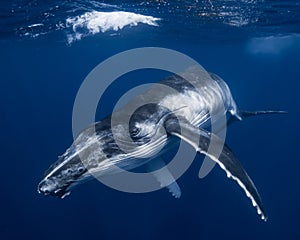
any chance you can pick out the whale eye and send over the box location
[130,127,141,137]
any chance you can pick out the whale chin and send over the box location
[38,186,71,199]
[38,178,71,199]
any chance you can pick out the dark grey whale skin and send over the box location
[38,70,284,220]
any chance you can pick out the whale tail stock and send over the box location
[228,110,287,126]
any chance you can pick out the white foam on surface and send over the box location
[66,11,161,43]
[28,23,44,28]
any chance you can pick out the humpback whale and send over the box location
[38,67,284,221]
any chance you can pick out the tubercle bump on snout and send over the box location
[37,177,72,199]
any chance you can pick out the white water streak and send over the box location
[66,11,161,43]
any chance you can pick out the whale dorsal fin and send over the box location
[146,157,181,198]
[164,116,267,221]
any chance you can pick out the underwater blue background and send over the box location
[0,1,300,240]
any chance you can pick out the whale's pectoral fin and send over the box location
[164,116,267,221]
[146,157,181,198]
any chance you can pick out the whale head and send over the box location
[37,118,133,198]
[38,153,88,198]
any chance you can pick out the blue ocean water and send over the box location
[1,1,300,240]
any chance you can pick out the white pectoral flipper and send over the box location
[146,157,181,198]
[164,116,267,221]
